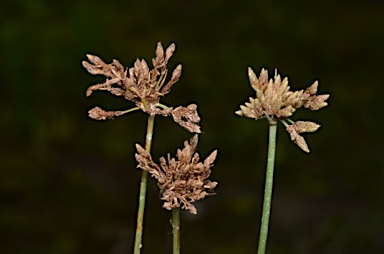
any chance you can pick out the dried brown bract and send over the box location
[135,135,218,214]
[236,68,330,152]
[83,42,201,133]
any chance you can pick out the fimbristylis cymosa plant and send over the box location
[135,134,218,254]
[235,68,330,254]
[82,42,202,254]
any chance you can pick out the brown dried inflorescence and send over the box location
[135,135,218,214]
[82,42,201,133]
[286,121,321,153]
[236,68,330,152]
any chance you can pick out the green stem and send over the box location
[257,123,277,254]
[280,119,289,128]
[156,103,169,110]
[172,208,181,254]
[133,114,156,254]
[121,107,140,114]
[287,118,295,125]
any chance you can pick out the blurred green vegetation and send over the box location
[1,0,384,253]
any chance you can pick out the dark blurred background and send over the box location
[1,0,384,253]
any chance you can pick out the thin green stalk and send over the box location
[172,208,181,254]
[133,114,156,254]
[257,123,277,254]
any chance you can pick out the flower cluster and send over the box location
[82,42,201,133]
[135,135,218,214]
[236,68,330,152]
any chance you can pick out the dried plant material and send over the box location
[235,68,330,121]
[236,68,330,152]
[88,106,126,120]
[286,121,321,153]
[286,127,310,153]
[83,42,201,133]
[135,135,218,214]
[83,42,179,105]
[171,104,201,133]
[290,121,320,133]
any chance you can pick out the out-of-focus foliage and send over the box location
[1,0,384,253]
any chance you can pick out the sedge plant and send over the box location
[82,42,203,254]
[235,68,330,254]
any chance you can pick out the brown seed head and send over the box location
[236,67,330,152]
[135,135,218,214]
[236,68,330,122]
[286,121,321,152]
[83,42,201,133]
[83,42,182,110]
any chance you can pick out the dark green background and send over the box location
[1,0,383,253]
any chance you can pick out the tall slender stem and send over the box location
[257,123,277,254]
[133,114,156,254]
[172,208,181,254]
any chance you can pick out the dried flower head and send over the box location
[236,68,330,152]
[135,135,218,214]
[83,42,201,133]
[286,121,321,153]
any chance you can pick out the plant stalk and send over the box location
[133,114,156,254]
[172,208,181,254]
[257,123,277,254]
